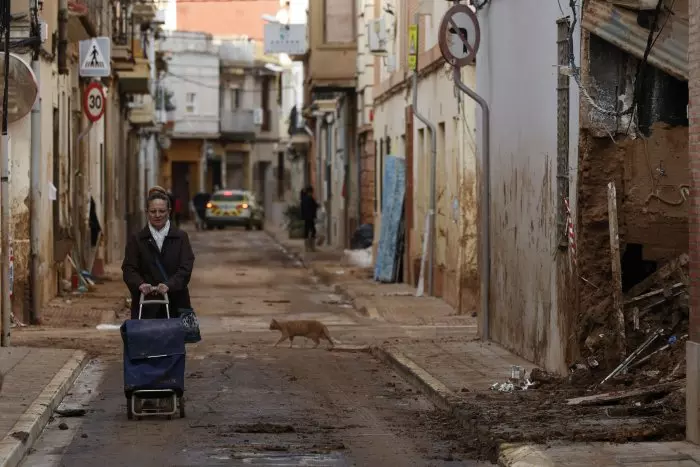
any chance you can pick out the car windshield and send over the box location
[211,192,246,202]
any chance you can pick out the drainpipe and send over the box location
[0,3,10,345]
[30,0,41,324]
[58,0,68,74]
[355,132,362,227]
[412,12,437,297]
[325,116,333,243]
[314,116,322,197]
[452,67,491,340]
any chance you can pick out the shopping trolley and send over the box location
[120,292,186,420]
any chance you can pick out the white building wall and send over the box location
[161,32,220,138]
[475,1,581,372]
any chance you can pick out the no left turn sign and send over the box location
[83,81,106,123]
[438,4,481,68]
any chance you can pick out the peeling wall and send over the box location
[476,1,581,373]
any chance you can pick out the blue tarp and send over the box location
[374,155,406,282]
[121,319,186,394]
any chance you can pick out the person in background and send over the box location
[192,191,211,231]
[300,185,318,252]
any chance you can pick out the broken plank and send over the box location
[607,181,625,357]
[566,380,684,406]
[625,253,689,299]
[624,282,685,307]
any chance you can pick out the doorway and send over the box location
[171,162,192,219]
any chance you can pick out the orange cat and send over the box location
[269,318,334,349]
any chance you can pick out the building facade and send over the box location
[159,30,220,218]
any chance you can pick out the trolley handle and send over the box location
[138,292,170,319]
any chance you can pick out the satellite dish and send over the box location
[0,53,38,123]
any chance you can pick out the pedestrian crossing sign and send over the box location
[79,37,111,77]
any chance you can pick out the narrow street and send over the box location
[21,228,490,467]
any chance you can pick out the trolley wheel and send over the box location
[179,396,185,418]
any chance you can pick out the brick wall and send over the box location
[690,0,700,344]
[360,130,375,225]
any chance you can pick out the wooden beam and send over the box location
[625,253,689,299]
[608,181,625,356]
[567,381,683,406]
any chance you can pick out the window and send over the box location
[231,89,241,110]
[185,92,197,113]
[261,76,271,131]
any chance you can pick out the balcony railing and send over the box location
[221,109,256,139]
[112,0,133,47]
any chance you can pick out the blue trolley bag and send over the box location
[121,303,186,397]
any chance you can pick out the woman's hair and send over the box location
[148,185,168,197]
[146,190,171,210]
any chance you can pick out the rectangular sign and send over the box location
[79,37,111,77]
[264,23,307,55]
[408,24,418,71]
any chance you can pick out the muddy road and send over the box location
[21,228,491,466]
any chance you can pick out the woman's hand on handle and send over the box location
[156,283,169,295]
[139,283,153,295]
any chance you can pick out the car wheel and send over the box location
[217,225,225,230]
[206,223,214,231]
[245,221,253,231]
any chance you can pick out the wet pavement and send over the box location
[21,228,493,466]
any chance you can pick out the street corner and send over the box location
[0,349,88,467]
[497,444,555,467]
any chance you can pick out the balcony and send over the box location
[129,97,156,127]
[221,109,256,142]
[304,0,356,89]
[117,58,150,95]
[132,1,157,25]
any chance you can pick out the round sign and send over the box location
[438,4,481,68]
[83,81,106,123]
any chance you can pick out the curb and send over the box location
[0,350,88,467]
[265,229,307,267]
[370,345,555,467]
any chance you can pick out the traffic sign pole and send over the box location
[438,4,493,342]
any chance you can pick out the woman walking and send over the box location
[122,187,195,319]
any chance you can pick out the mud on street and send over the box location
[17,228,491,466]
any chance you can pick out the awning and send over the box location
[582,0,688,81]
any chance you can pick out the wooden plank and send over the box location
[607,181,626,356]
[624,282,685,307]
[566,380,683,406]
[625,253,689,299]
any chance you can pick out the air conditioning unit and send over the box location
[253,108,264,125]
[367,16,388,55]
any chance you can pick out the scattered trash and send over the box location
[96,324,121,331]
[344,247,373,268]
[600,328,664,386]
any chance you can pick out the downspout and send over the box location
[30,0,41,324]
[58,0,68,74]
[325,116,333,242]
[412,12,437,297]
[355,131,362,227]
[315,117,322,197]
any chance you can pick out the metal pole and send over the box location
[452,66,491,340]
[412,12,437,297]
[30,0,41,324]
[315,116,321,196]
[1,1,12,345]
[325,118,332,242]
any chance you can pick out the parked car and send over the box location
[204,189,264,231]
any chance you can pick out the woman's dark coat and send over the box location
[122,225,195,319]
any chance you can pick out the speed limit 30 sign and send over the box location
[83,81,106,123]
